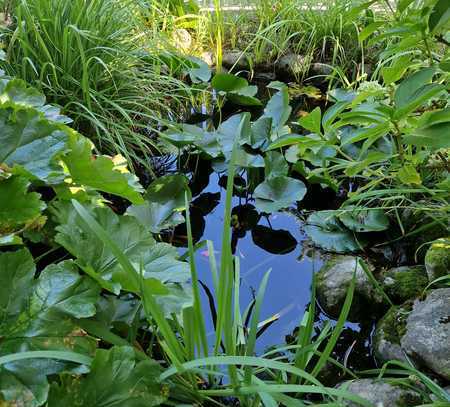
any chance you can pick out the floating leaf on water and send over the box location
[254,176,307,213]
[338,206,390,232]
[305,210,367,253]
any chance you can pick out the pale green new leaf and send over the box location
[62,135,144,204]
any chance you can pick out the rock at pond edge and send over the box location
[401,288,450,380]
[337,378,423,407]
[381,265,428,304]
[373,305,410,365]
[425,238,450,281]
[316,255,384,321]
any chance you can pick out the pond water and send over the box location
[155,156,376,374]
[189,169,319,352]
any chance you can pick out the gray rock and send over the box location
[401,288,450,380]
[425,238,450,281]
[310,62,333,77]
[200,51,215,67]
[316,255,383,321]
[431,385,450,401]
[381,265,428,304]
[373,306,409,364]
[276,53,308,76]
[172,28,192,52]
[222,51,250,70]
[337,378,423,406]
[253,71,276,81]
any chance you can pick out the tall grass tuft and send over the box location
[2,0,193,167]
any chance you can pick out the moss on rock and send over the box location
[381,266,428,304]
[373,304,412,364]
[425,238,450,281]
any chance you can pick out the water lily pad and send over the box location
[338,206,390,232]
[254,176,306,213]
[305,210,366,252]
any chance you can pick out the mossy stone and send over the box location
[373,304,411,364]
[425,238,450,281]
[316,255,383,321]
[381,265,428,304]
[337,378,423,406]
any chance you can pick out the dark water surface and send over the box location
[190,171,320,352]
[157,157,375,374]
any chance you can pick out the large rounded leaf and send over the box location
[305,210,366,253]
[254,176,306,213]
[338,206,390,232]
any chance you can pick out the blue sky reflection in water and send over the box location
[183,171,322,353]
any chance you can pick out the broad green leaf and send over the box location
[394,68,435,108]
[404,122,450,150]
[398,0,415,12]
[55,205,191,313]
[264,82,292,133]
[184,56,211,83]
[62,135,144,204]
[0,107,67,182]
[127,175,190,233]
[216,113,252,155]
[338,206,390,232]
[161,123,204,147]
[195,131,222,158]
[227,86,262,107]
[397,164,422,185]
[381,55,411,85]
[254,176,306,213]
[233,149,265,168]
[0,234,23,246]
[418,107,450,127]
[267,134,305,150]
[212,74,261,105]
[264,151,289,179]
[0,176,45,235]
[322,101,350,131]
[305,211,366,253]
[298,107,321,134]
[344,152,389,177]
[428,0,450,33]
[394,83,445,119]
[212,73,248,92]
[0,365,49,407]
[251,116,272,149]
[1,79,45,107]
[440,58,450,72]
[48,346,167,407]
[358,21,383,42]
[0,249,35,324]
[0,253,99,377]
[394,68,445,119]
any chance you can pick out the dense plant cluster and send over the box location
[0,0,449,406]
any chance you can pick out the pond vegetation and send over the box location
[0,0,449,406]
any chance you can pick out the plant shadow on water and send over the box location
[157,155,377,378]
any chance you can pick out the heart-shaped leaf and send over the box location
[254,176,306,213]
[305,210,366,252]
